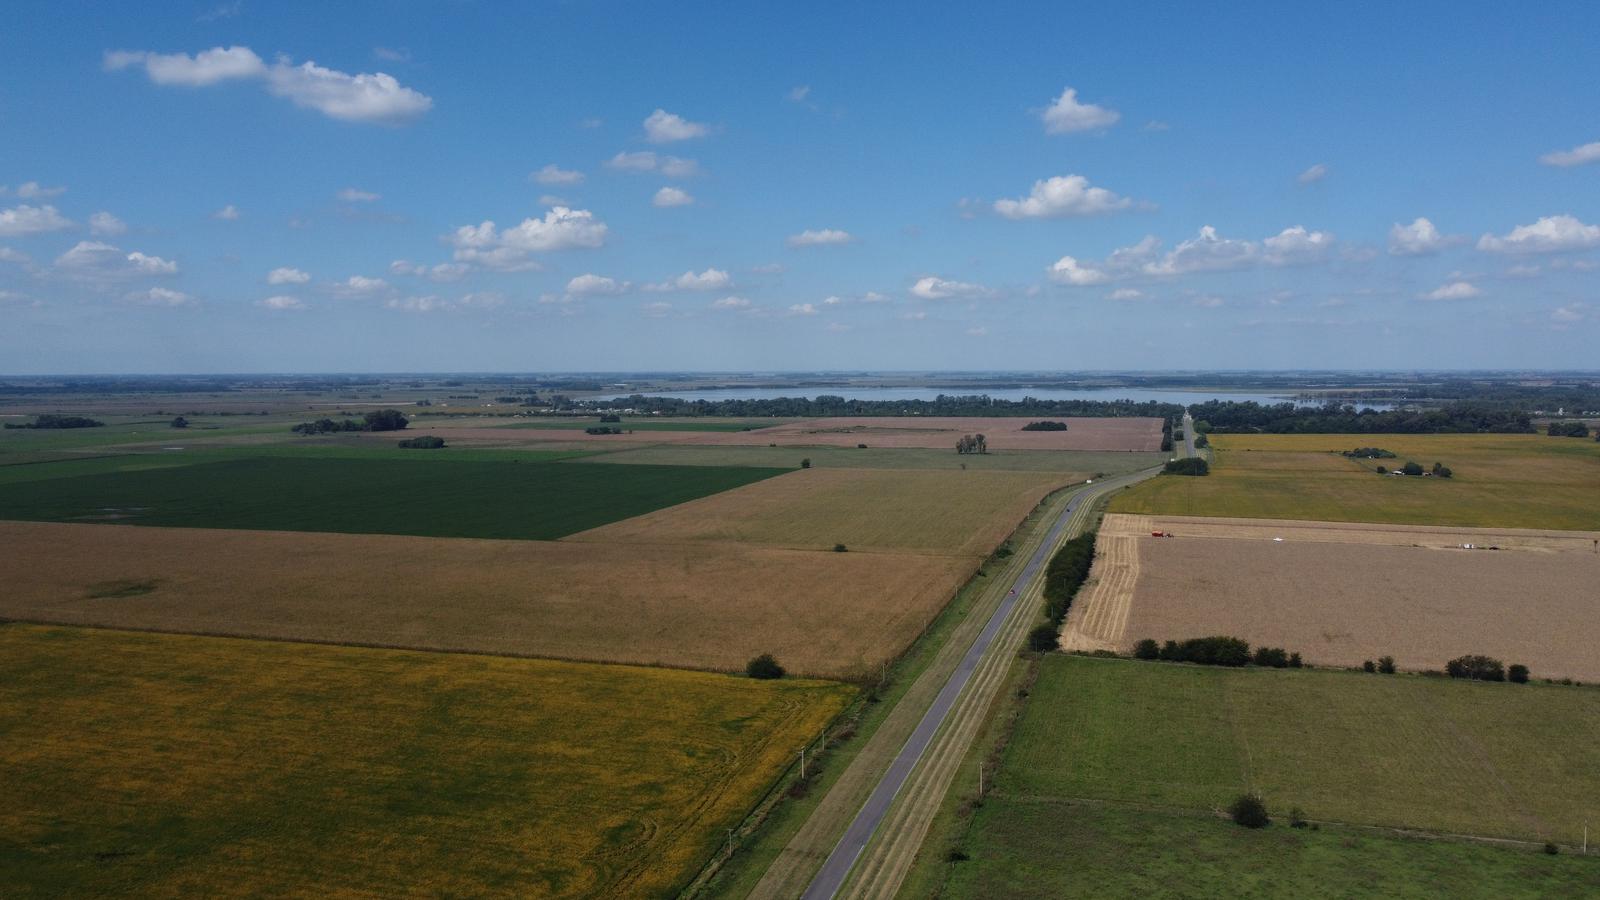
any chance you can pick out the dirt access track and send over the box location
[1062,513,1600,681]
[427,416,1165,451]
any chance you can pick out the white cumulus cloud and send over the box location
[566,273,628,295]
[650,267,731,292]
[789,302,818,316]
[1047,255,1110,285]
[1477,215,1600,254]
[55,241,177,278]
[1388,217,1450,256]
[1262,226,1335,265]
[107,46,432,125]
[104,45,266,86]
[910,276,988,300]
[993,175,1130,220]
[267,267,311,285]
[1040,87,1119,134]
[445,207,608,270]
[259,295,307,310]
[532,164,585,185]
[122,286,194,306]
[653,186,694,207]
[1539,141,1600,168]
[643,108,709,143]
[1420,281,1481,301]
[1297,163,1329,185]
[213,204,241,221]
[15,181,67,199]
[0,204,73,236]
[787,228,854,248]
[88,211,127,236]
[1142,226,1260,275]
[711,296,751,309]
[390,260,468,282]
[337,188,380,202]
[604,151,700,177]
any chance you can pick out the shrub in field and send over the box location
[1194,433,1209,449]
[599,414,622,423]
[857,443,868,449]
[1027,624,1060,653]
[170,416,189,428]
[585,426,623,435]
[1343,447,1397,459]
[1432,462,1453,478]
[398,436,446,449]
[1020,420,1068,431]
[746,654,786,680]
[1230,794,1270,828]
[1253,646,1289,668]
[1133,638,1161,660]
[1159,640,1181,661]
[1445,655,1505,682]
[1288,652,1303,668]
[1378,656,1396,674]
[1363,660,1377,673]
[800,458,811,469]
[1162,458,1209,476]
[1545,842,1560,855]
[1288,806,1308,829]
[1375,465,1387,473]
[833,543,848,552]
[363,409,410,432]
[1508,664,1530,684]
[1401,460,1425,477]
[1547,421,1590,438]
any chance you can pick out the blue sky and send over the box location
[2,1,1598,373]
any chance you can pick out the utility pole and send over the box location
[799,747,806,779]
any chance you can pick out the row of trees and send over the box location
[1446,654,1529,683]
[1132,636,1301,668]
[1343,447,1396,459]
[1163,458,1209,476]
[955,433,988,454]
[4,414,104,429]
[291,408,410,435]
[1190,400,1534,434]
[1020,420,1069,431]
[592,393,1186,420]
[1547,421,1591,438]
[1374,460,1452,477]
[397,436,446,449]
[1027,531,1100,651]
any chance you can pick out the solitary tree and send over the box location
[1230,794,1270,828]
[746,653,786,679]
[170,416,189,429]
[1027,624,1059,652]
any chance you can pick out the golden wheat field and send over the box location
[567,468,1076,557]
[0,521,971,678]
[1084,513,1600,680]
[0,623,853,898]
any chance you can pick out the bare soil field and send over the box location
[0,521,972,679]
[567,468,1076,557]
[1077,513,1600,680]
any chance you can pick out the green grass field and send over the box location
[1111,433,1600,529]
[938,655,1600,896]
[0,624,854,899]
[577,444,1167,474]
[999,656,1599,844]
[944,800,1599,899]
[0,456,783,540]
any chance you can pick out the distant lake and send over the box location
[597,386,1394,409]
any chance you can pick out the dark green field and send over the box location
[0,456,785,540]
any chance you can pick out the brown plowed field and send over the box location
[0,521,972,679]
[1096,513,1600,680]
[567,468,1078,557]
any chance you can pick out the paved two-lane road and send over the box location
[797,470,1154,900]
